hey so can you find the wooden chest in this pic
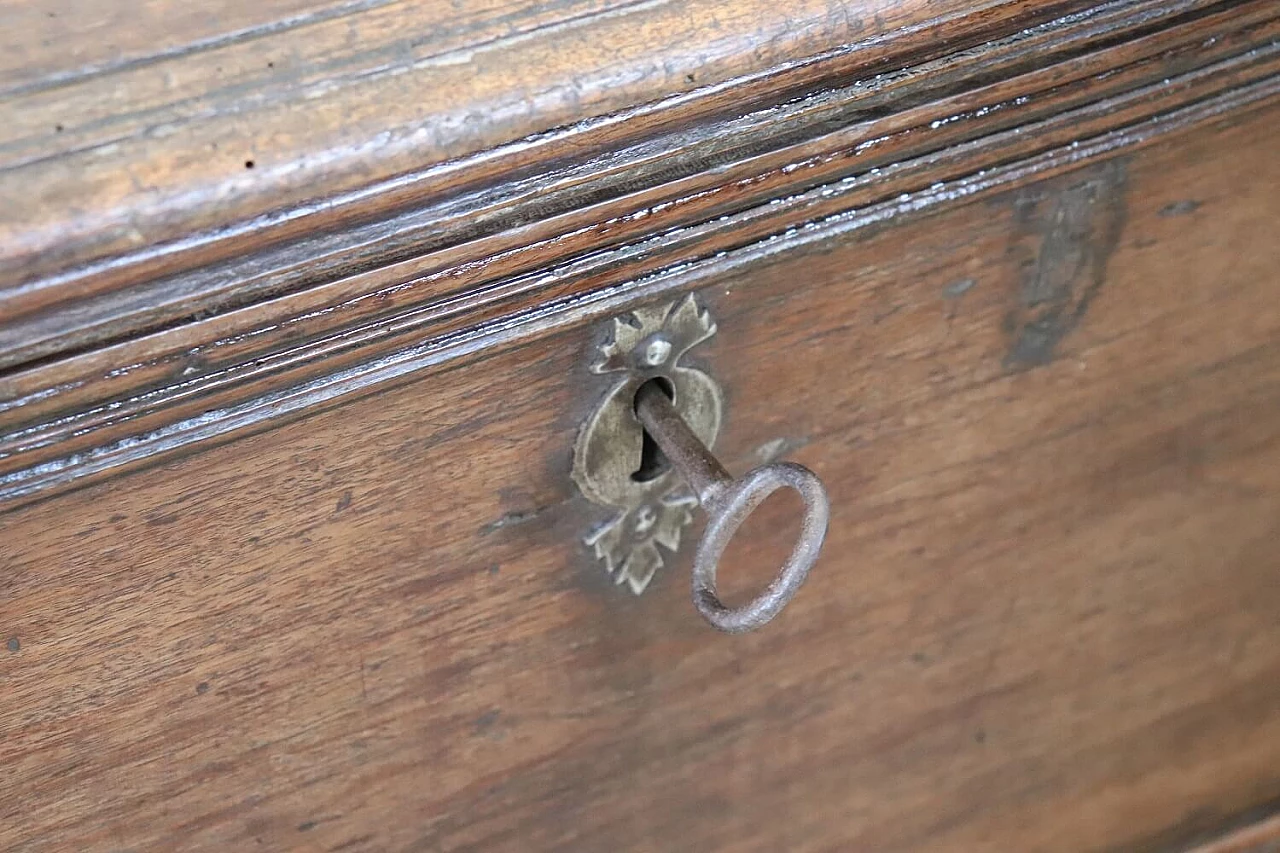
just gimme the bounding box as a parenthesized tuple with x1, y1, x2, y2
(2, 1, 1279, 850)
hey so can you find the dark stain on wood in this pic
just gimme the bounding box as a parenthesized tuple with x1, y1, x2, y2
(334, 489, 352, 513)
(479, 506, 551, 536)
(1003, 159, 1128, 370)
(1159, 199, 1203, 217)
(473, 709, 503, 739)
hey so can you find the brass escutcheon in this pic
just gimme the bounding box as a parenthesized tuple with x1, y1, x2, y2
(571, 295, 722, 595)
(572, 295, 829, 633)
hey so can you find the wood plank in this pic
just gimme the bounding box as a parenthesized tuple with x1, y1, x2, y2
(2, 98, 1277, 852)
(3, 13, 1276, 510)
(1, 0, 1092, 305)
(1, 1, 1266, 371)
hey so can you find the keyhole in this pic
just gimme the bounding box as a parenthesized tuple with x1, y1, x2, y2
(632, 378, 674, 483)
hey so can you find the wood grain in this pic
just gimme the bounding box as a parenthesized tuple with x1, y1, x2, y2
(1190, 815, 1280, 853)
(0, 0, 1267, 370)
(2, 99, 1278, 852)
(0, 0, 1096, 321)
(3, 1, 1277, 510)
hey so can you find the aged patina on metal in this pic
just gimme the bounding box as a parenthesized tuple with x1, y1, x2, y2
(573, 296, 829, 632)
(571, 295, 723, 595)
(633, 382, 829, 633)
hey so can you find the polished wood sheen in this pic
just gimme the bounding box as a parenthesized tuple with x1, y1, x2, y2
(0, 0, 1092, 362)
(3, 0, 1276, 507)
(4, 97, 1280, 850)
(2, 0, 1279, 850)
(1192, 815, 1280, 853)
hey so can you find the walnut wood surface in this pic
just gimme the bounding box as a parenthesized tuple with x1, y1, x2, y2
(0, 0, 1090, 336)
(2, 0, 1277, 511)
(4, 1, 1264, 372)
(2, 97, 1278, 851)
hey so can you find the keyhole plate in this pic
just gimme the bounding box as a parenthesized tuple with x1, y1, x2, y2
(571, 296, 724, 594)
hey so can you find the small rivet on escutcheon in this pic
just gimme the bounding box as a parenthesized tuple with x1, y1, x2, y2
(642, 336, 672, 367)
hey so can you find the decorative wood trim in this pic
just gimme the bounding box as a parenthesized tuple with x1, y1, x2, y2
(0, 0, 1251, 367)
(0, 1, 1276, 512)
(0, 0, 1097, 349)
